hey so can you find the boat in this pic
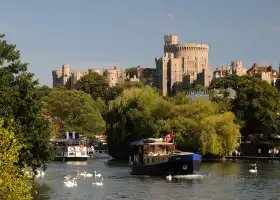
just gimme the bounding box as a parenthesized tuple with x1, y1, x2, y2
(51, 138, 89, 161)
(128, 138, 202, 176)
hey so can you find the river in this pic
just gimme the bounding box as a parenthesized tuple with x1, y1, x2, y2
(33, 159, 280, 200)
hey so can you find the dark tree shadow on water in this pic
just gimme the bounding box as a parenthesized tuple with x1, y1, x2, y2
(31, 182, 52, 200)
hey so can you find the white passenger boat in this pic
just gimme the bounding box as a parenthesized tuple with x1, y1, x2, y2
(51, 139, 89, 161)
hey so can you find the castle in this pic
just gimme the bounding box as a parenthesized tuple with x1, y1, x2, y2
(155, 34, 212, 96)
(52, 65, 142, 89)
(52, 34, 280, 94)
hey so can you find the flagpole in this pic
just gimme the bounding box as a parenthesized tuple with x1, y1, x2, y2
(170, 15, 172, 35)
(168, 13, 172, 35)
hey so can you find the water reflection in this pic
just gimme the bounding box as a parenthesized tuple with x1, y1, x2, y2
(31, 182, 52, 200)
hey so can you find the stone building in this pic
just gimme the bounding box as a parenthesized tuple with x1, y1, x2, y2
(52, 64, 88, 89)
(155, 34, 211, 96)
(103, 66, 126, 87)
(247, 63, 280, 86)
(213, 61, 247, 79)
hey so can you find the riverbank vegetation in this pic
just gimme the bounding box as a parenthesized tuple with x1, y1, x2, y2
(0, 33, 53, 199)
(211, 76, 280, 139)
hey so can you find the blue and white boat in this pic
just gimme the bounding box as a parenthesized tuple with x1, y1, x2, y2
(129, 138, 202, 176)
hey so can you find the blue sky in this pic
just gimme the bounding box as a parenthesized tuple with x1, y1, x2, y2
(1, 0, 280, 86)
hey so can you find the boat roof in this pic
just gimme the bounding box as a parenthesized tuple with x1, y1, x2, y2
(146, 142, 174, 146)
(130, 138, 174, 146)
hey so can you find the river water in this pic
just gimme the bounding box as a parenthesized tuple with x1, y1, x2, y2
(33, 159, 280, 200)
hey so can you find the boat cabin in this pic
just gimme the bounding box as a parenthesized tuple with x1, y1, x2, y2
(50, 139, 88, 158)
(130, 138, 176, 165)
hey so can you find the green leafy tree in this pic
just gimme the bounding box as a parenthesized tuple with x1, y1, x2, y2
(80, 72, 109, 100)
(0, 119, 32, 200)
(0, 33, 53, 171)
(211, 76, 280, 138)
(193, 84, 206, 90)
(105, 86, 124, 103)
(106, 86, 240, 160)
(42, 90, 105, 137)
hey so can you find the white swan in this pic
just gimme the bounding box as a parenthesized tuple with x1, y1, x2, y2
(166, 175, 172, 181)
(35, 170, 45, 178)
(79, 171, 87, 177)
(85, 172, 93, 178)
(40, 171, 45, 177)
(249, 167, 257, 173)
(64, 175, 71, 181)
(93, 178, 103, 186)
(64, 178, 77, 188)
(94, 171, 102, 177)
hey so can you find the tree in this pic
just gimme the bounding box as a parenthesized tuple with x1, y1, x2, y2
(80, 72, 109, 100)
(0, 119, 32, 200)
(106, 86, 168, 160)
(106, 86, 240, 160)
(211, 76, 280, 138)
(200, 112, 240, 155)
(0, 33, 53, 171)
(41, 90, 105, 137)
(105, 86, 124, 103)
(193, 84, 206, 91)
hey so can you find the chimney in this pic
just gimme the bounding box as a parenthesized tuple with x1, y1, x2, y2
(65, 132, 69, 140)
(72, 132, 76, 140)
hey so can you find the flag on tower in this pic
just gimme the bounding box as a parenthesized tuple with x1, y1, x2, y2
(168, 13, 172, 19)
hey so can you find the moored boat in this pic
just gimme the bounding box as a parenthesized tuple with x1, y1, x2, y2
(129, 137, 202, 176)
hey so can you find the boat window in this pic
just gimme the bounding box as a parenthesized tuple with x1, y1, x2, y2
(166, 145, 175, 153)
(144, 145, 148, 154)
(149, 145, 155, 153)
(157, 145, 166, 154)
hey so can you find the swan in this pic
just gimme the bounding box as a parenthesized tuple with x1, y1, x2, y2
(64, 178, 77, 188)
(72, 178, 77, 187)
(79, 171, 87, 177)
(85, 172, 93, 178)
(40, 171, 45, 177)
(93, 178, 103, 186)
(94, 171, 102, 177)
(64, 175, 71, 181)
(249, 167, 257, 173)
(166, 175, 172, 181)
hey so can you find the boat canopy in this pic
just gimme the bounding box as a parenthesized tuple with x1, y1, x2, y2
(130, 138, 164, 146)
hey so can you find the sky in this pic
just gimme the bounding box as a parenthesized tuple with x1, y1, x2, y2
(1, 0, 280, 86)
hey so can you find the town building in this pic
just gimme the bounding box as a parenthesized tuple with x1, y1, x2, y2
(155, 34, 212, 96)
(246, 63, 280, 86)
